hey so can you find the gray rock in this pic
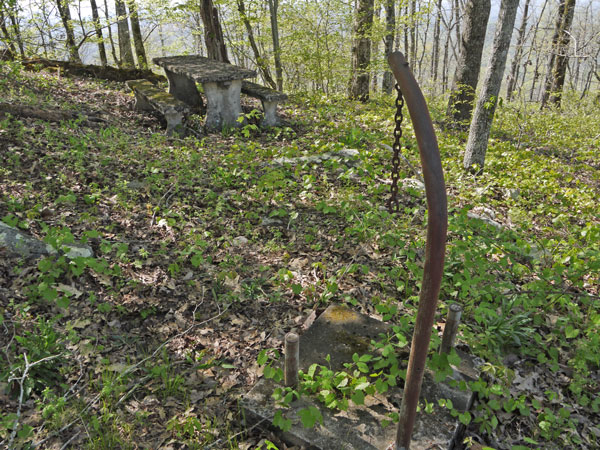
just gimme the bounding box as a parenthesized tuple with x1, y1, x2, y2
(402, 178, 425, 192)
(0, 221, 94, 259)
(232, 236, 249, 247)
(466, 212, 503, 230)
(505, 188, 520, 200)
(260, 217, 285, 227)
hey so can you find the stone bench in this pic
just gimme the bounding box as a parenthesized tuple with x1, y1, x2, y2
(126, 79, 189, 136)
(241, 81, 287, 127)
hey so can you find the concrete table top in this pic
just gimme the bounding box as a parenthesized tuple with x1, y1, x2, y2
(153, 55, 256, 83)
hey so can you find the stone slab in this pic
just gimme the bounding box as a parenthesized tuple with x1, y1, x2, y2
(242, 305, 480, 450)
(153, 55, 256, 83)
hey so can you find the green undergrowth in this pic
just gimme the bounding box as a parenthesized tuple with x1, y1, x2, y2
(0, 61, 598, 449)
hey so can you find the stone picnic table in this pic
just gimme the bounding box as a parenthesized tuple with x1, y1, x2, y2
(153, 55, 257, 130)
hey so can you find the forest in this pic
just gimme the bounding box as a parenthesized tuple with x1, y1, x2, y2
(0, 0, 599, 449)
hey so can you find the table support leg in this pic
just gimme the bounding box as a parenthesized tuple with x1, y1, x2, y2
(164, 68, 203, 109)
(204, 80, 243, 131)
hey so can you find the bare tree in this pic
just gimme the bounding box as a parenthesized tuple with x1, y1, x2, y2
(90, 0, 107, 66)
(55, 0, 81, 62)
(506, 0, 531, 101)
(128, 0, 147, 69)
(267, 0, 283, 91)
(446, 0, 491, 127)
(349, 0, 374, 102)
(382, 0, 396, 94)
(541, 0, 577, 108)
(115, 0, 134, 67)
(430, 0, 442, 83)
(237, 0, 276, 88)
(200, 0, 229, 62)
(463, 0, 519, 171)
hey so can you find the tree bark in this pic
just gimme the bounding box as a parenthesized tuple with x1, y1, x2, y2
(506, 0, 531, 101)
(0, 7, 17, 55)
(431, 0, 442, 83)
(115, 0, 134, 67)
(382, 0, 396, 94)
(371, 5, 381, 93)
(446, 0, 491, 127)
(55, 0, 81, 63)
(238, 0, 276, 89)
(463, 0, 519, 171)
(267, 0, 283, 91)
(104, 0, 119, 65)
(90, 0, 107, 66)
(541, 0, 576, 108)
(199, 0, 229, 63)
(128, 0, 147, 69)
(349, 0, 374, 102)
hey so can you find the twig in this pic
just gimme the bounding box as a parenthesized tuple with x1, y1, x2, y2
(380, 143, 424, 183)
(150, 182, 176, 227)
(6, 353, 63, 449)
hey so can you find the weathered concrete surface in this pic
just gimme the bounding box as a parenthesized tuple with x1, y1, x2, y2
(242, 305, 480, 450)
(0, 222, 93, 259)
(126, 79, 190, 136)
(153, 56, 257, 130)
(241, 81, 287, 127)
(203, 79, 243, 131)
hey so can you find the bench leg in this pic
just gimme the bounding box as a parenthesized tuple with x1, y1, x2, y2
(133, 91, 153, 112)
(261, 100, 281, 127)
(165, 68, 203, 109)
(203, 80, 243, 131)
(163, 108, 185, 137)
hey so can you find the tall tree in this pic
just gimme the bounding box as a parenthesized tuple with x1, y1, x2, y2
(463, 0, 519, 171)
(237, 0, 276, 88)
(348, 0, 374, 102)
(55, 0, 81, 62)
(267, 0, 283, 91)
(0, 4, 17, 55)
(115, 0, 134, 67)
(382, 0, 396, 94)
(128, 0, 147, 69)
(430, 0, 442, 83)
(200, 0, 229, 62)
(506, 0, 531, 101)
(90, 0, 107, 66)
(446, 0, 491, 128)
(541, 0, 576, 108)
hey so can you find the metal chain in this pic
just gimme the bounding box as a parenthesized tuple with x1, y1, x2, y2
(387, 83, 404, 214)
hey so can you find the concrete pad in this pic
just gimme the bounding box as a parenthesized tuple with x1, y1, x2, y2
(242, 305, 480, 450)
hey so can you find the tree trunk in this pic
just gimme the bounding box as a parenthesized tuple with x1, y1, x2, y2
(409, 0, 417, 63)
(382, 0, 396, 94)
(104, 0, 119, 65)
(90, 0, 107, 66)
(506, 0, 531, 101)
(446, 0, 491, 128)
(349, 0, 374, 102)
(238, 0, 276, 89)
(541, 0, 576, 108)
(55, 0, 81, 63)
(7, 8, 24, 57)
(267, 0, 283, 91)
(128, 0, 147, 69)
(371, 5, 381, 93)
(431, 0, 442, 83)
(0, 7, 17, 55)
(200, 0, 229, 63)
(527, 0, 550, 101)
(463, 0, 519, 171)
(115, 0, 134, 67)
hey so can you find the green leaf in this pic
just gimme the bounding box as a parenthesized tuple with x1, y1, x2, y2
(291, 284, 303, 295)
(351, 390, 365, 405)
(565, 325, 579, 339)
(56, 296, 70, 309)
(257, 349, 268, 366)
(273, 410, 291, 431)
(458, 411, 471, 425)
(298, 406, 322, 428)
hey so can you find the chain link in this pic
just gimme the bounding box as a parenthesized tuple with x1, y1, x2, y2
(387, 83, 404, 214)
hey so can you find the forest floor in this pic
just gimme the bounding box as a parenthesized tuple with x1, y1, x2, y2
(0, 62, 599, 450)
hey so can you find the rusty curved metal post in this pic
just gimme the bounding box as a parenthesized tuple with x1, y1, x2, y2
(387, 51, 448, 449)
